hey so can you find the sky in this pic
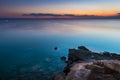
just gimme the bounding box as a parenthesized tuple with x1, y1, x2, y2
(0, 0, 120, 18)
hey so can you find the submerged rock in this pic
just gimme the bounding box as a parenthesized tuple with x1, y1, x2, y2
(44, 58, 51, 63)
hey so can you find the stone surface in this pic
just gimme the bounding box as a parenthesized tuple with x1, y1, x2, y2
(54, 60, 120, 80)
(54, 73, 65, 80)
(55, 46, 120, 80)
(68, 46, 120, 64)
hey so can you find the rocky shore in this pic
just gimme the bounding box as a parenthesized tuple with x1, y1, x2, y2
(54, 46, 120, 80)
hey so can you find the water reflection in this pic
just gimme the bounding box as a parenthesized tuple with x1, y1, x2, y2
(0, 20, 120, 36)
(0, 19, 120, 80)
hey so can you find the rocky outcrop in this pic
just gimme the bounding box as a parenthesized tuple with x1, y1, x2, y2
(68, 46, 120, 64)
(54, 60, 120, 80)
(54, 46, 120, 80)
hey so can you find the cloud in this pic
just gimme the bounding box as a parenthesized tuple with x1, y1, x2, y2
(22, 13, 105, 18)
(63, 14, 75, 16)
(22, 13, 76, 17)
(117, 13, 120, 15)
(23, 13, 61, 16)
(19, 13, 120, 19)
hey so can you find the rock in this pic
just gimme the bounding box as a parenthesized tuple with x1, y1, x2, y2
(87, 60, 120, 80)
(102, 51, 111, 57)
(54, 46, 120, 80)
(61, 56, 67, 62)
(98, 60, 120, 73)
(68, 49, 84, 63)
(58, 60, 120, 80)
(63, 66, 71, 75)
(54, 72, 65, 80)
(54, 47, 58, 50)
(85, 64, 105, 73)
(78, 46, 90, 52)
(66, 63, 91, 80)
(55, 60, 120, 80)
(68, 46, 120, 64)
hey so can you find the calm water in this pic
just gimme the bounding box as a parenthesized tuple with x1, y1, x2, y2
(0, 19, 120, 79)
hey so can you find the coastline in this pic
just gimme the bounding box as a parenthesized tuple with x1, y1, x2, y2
(54, 46, 120, 80)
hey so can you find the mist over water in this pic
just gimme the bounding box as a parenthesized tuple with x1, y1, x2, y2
(0, 19, 120, 79)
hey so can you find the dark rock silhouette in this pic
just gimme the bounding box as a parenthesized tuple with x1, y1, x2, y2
(61, 56, 67, 62)
(54, 47, 58, 50)
(68, 46, 120, 64)
(78, 46, 90, 51)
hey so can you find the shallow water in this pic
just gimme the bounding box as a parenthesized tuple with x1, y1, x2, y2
(0, 19, 120, 79)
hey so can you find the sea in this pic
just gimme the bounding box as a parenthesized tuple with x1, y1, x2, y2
(0, 19, 120, 80)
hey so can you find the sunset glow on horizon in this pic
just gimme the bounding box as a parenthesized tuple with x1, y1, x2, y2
(0, 0, 120, 18)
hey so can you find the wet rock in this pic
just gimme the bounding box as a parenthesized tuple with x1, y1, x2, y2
(78, 46, 91, 52)
(68, 49, 84, 63)
(54, 47, 58, 50)
(61, 56, 67, 62)
(102, 51, 111, 57)
(63, 66, 71, 75)
(54, 72, 65, 80)
(68, 46, 120, 64)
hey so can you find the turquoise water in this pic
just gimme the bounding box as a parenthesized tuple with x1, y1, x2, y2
(0, 19, 120, 79)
